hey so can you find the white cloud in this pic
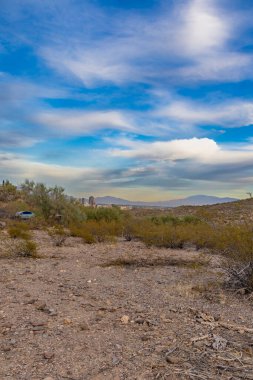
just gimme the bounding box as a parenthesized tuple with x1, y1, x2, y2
(33, 109, 134, 135)
(176, 0, 230, 55)
(0, 152, 93, 180)
(111, 137, 253, 166)
(174, 52, 253, 83)
(156, 99, 253, 127)
(38, 0, 252, 86)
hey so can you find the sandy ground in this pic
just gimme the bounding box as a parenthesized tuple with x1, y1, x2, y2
(0, 231, 253, 380)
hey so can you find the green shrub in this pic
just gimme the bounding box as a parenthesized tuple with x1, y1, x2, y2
(10, 239, 38, 258)
(84, 207, 123, 222)
(48, 226, 69, 246)
(8, 222, 31, 240)
(69, 219, 122, 243)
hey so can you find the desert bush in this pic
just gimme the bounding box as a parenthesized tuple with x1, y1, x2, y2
(150, 214, 201, 227)
(135, 221, 186, 248)
(151, 215, 180, 226)
(69, 219, 122, 243)
(8, 222, 31, 240)
(9, 239, 38, 258)
(122, 217, 139, 241)
(135, 216, 209, 249)
(212, 224, 253, 292)
(84, 206, 123, 222)
(20, 180, 87, 225)
(48, 226, 69, 246)
(187, 223, 215, 250)
(85, 220, 121, 242)
(0, 180, 18, 202)
(80, 229, 96, 244)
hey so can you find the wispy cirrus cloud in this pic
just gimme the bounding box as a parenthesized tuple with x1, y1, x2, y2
(38, 0, 252, 87)
(33, 109, 134, 135)
(156, 98, 253, 127)
(1, 0, 253, 199)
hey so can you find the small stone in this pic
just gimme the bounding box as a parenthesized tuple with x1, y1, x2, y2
(141, 335, 150, 341)
(112, 356, 120, 365)
(79, 321, 89, 331)
(31, 321, 47, 327)
(135, 317, 145, 325)
(32, 326, 45, 331)
(2, 344, 11, 352)
(212, 335, 227, 351)
(43, 377, 55, 380)
(120, 315, 130, 324)
(36, 302, 47, 311)
(26, 299, 36, 305)
(43, 351, 55, 360)
(166, 356, 181, 364)
(48, 308, 57, 316)
(63, 318, 72, 325)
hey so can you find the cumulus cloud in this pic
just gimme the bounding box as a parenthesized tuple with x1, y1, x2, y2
(111, 137, 253, 167)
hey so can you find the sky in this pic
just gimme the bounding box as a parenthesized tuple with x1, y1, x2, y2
(1, 0, 253, 200)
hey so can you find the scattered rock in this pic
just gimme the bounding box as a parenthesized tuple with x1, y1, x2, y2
(166, 355, 181, 364)
(196, 311, 215, 323)
(25, 298, 37, 305)
(43, 351, 55, 360)
(36, 303, 57, 316)
(135, 317, 145, 324)
(1, 344, 11, 352)
(31, 321, 47, 327)
(212, 335, 227, 351)
(141, 335, 150, 341)
(32, 326, 46, 331)
(47, 308, 58, 316)
(36, 302, 47, 311)
(63, 318, 72, 325)
(79, 321, 89, 331)
(120, 315, 130, 324)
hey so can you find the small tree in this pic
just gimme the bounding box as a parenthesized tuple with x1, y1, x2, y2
(0, 180, 18, 201)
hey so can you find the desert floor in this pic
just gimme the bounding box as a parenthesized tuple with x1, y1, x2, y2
(0, 232, 253, 380)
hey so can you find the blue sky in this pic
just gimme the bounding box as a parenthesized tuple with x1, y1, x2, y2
(1, 0, 253, 200)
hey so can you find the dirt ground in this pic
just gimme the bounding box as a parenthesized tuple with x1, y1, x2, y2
(0, 231, 253, 380)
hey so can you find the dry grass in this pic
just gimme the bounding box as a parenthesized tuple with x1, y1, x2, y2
(101, 256, 208, 269)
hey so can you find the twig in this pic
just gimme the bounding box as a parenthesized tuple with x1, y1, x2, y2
(190, 334, 210, 343)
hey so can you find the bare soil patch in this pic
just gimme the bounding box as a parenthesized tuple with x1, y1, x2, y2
(0, 232, 253, 380)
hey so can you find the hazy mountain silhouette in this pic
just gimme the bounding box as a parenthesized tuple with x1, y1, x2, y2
(95, 195, 238, 207)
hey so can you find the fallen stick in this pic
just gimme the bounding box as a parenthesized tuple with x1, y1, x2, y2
(190, 334, 210, 343)
(198, 320, 253, 333)
(218, 321, 253, 333)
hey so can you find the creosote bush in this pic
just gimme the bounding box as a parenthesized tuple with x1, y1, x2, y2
(69, 219, 122, 243)
(7, 239, 38, 258)
(16, 240, 38, 258)
(8, 222, 31, 240)
(48, 225, 69, 246)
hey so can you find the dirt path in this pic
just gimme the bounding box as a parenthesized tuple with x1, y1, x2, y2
(0, 232, 253, 379)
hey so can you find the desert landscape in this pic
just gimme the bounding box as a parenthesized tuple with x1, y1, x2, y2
(2, 1, 253, 379)
(1, 235, 253, 380)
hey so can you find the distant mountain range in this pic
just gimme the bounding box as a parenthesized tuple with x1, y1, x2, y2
(95, 195, 238, 207)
